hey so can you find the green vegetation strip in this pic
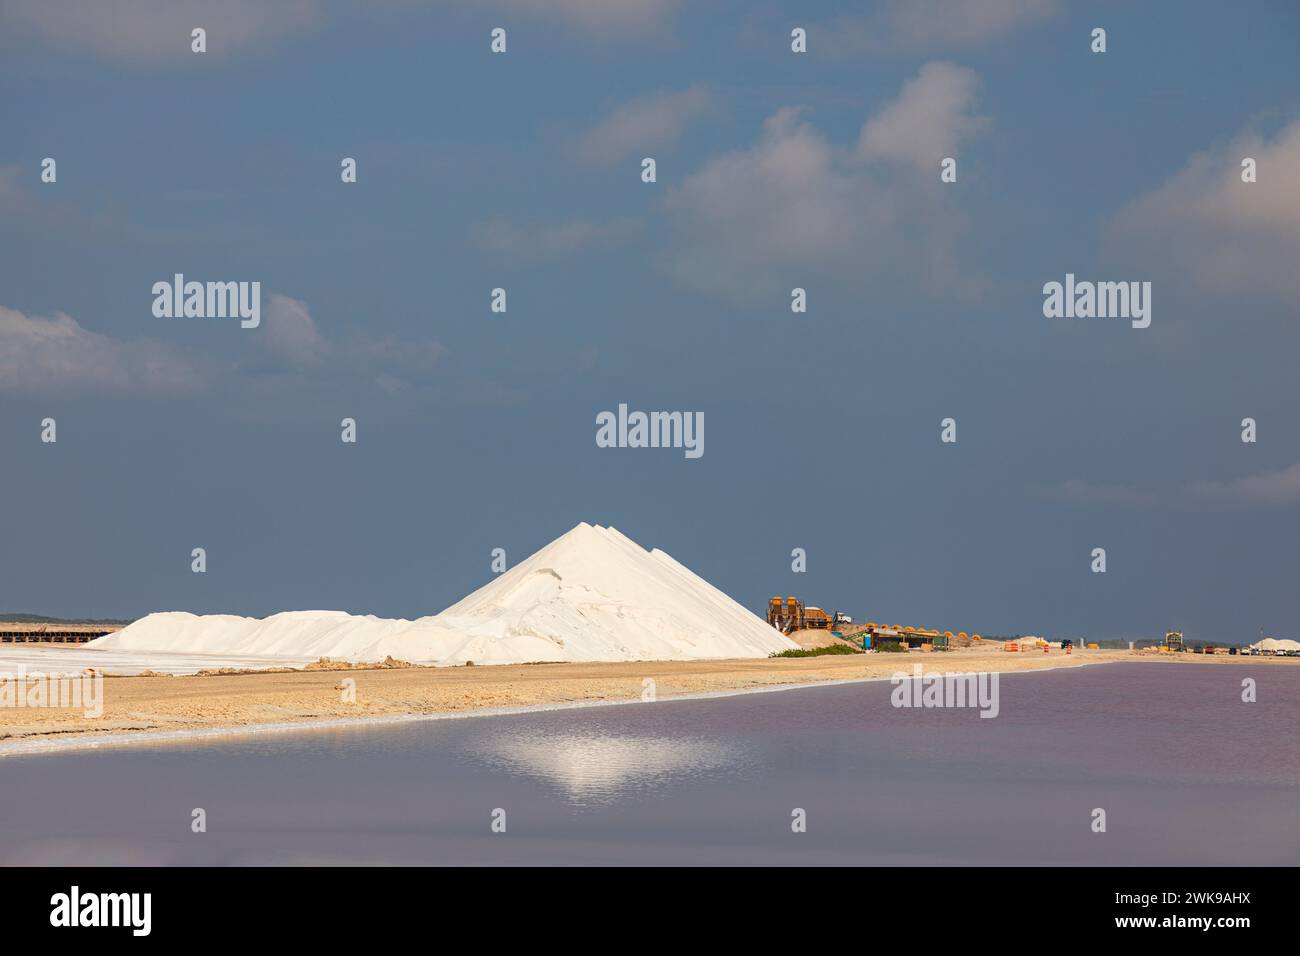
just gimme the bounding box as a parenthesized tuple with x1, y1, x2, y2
(769, 644, 863, 658)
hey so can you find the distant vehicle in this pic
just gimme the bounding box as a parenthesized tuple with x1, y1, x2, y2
(1061, 639, 1073, 650)
(833, 612, 853, 626)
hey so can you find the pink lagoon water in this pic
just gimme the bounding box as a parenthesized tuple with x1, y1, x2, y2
(1, 662, 1296, 865)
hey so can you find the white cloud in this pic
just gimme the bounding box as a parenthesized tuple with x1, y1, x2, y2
(1, 0, 680, 62)
(470, 216, 641, 262)
(255, 296, 446, 380)
(349, 335, 446, 373)
(375, 373, 410, 397)
(1186, 463, 1300, 506)
(577, 87, 715, 165)
(0, 296, 445, 398)
(260, 294, 328, 368)
(665, 107, 865, 294)
(1107, 119, 1300, 305)
(820, 0, 1058, 55)
(494, 0, 680, 38)
(0, 305, 205, 395)
(662, 65, 988, 306)
(1032, 479, 1158, 507)
(1036, 463, 1300, 508)
(856, 62, 986, 167)
(0, 0, 319, 63)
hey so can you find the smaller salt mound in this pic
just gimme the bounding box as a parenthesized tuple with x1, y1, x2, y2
(1250, 637, 1300, 652)
(96, 610, 419, 660)
(90, 523, 796, 665)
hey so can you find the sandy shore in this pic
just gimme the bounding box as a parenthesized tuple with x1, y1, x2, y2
(1, 648, 1292, 753)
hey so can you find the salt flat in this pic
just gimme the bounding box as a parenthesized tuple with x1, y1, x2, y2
(0, 645, 316, 677)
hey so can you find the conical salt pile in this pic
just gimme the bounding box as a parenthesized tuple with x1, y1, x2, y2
(90, 524, 796, 665)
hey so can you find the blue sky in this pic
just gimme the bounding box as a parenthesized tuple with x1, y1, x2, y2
(2, 0, 1299, 643)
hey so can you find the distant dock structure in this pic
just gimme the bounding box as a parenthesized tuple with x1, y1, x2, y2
(0, 621, 125, 644)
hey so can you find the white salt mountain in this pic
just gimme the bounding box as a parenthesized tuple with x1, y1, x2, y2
(90, 523, 796, 665)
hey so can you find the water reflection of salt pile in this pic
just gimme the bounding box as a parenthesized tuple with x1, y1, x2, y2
(466, 730, 748, 802)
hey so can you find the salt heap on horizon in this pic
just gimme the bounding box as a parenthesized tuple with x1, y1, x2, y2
(89, 523, 797, 665)
(1249, 637, 1300, 653)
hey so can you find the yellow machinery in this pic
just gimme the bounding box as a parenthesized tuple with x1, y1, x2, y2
(768, 596, 805, 633)
(804, 607, 833, 630)
(767, 597, 833, 632)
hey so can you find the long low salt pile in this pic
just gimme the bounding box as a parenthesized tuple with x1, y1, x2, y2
(1249, 637, 1300, 653)
(89, 523, 798, 665)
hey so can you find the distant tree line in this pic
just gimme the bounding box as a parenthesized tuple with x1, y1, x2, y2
(0, 612, 135, 625)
